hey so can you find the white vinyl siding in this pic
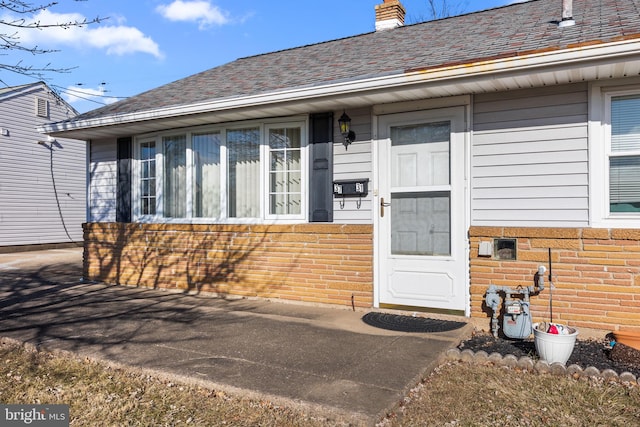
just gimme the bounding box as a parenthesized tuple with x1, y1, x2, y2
(332, 108, 373, 224)
(88, 139, 117, 222)
(472, 84, 589, 226)
(0, 84, 85, 246)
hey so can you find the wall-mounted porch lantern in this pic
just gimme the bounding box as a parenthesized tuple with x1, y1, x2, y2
(338, 110, 356, 149)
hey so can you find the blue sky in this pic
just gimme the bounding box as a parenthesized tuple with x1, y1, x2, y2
(2, 0, 512, 113)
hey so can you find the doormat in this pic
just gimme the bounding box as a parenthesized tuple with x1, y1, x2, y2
(362, 312, 466, 333)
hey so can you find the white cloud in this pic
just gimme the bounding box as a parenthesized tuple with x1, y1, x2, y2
(6, 10, 163, 59)
(156, 0, 229, 29)
(85, 26, 162, 58)
(63, 85, 119, 106)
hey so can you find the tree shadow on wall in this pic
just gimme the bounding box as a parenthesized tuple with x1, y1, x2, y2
(86, 223, 299, 299)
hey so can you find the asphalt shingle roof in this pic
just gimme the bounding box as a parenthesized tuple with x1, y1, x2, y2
(74, 0, 640, 121)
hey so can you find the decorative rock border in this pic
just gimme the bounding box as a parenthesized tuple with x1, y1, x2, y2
(445, 348, 638, 385)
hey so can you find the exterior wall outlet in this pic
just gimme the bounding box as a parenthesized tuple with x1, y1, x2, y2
(479, 241, 493, 257)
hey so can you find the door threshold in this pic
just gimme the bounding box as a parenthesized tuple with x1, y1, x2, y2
(379, 303, 465, 317)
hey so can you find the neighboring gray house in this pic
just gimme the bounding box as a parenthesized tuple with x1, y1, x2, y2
(0, 82, 85, 250)
(41, 0, 640, 333)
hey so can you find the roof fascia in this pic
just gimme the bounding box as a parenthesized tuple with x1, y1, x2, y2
(0, 82, 45, 102)
(40, 38, 640, 135)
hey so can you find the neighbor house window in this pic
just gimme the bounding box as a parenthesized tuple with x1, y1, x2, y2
(610, 95, 640, 213)
(140, 141, 156, 215)
(135, 120, 306, 222)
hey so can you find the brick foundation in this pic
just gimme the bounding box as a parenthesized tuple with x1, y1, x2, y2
(84, 223, 374, 308)
(470, 226, 640, 332)
(85, 223, 640, 331)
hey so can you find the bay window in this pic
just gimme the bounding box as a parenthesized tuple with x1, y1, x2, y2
(135, 120, 307, 222)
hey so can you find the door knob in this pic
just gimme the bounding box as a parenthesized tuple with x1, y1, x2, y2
(380, 197, 391, 217)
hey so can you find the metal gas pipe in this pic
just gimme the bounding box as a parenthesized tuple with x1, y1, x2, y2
(485, 266, 546, 339)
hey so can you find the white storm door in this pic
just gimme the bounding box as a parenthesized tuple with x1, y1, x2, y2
(377, 107, 467, 311)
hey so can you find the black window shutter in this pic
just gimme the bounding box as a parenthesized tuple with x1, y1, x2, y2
(309, 113, 333, 222)
(116, 137, 132, 223)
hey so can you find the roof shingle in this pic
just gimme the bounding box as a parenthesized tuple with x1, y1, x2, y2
(74, 0, 640, 121)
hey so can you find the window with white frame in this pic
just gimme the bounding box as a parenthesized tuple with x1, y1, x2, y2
(139, 141, 156, 216)
(163, 135, 187, 218)
(227, 127, 260, 218)
(192, 131, 221, 218)
(268, 126, 302, 215)
(135, 121, 306, 222)
(609, 94, 640, 213)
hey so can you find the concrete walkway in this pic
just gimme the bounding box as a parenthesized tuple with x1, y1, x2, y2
(0, 248, 472, 425)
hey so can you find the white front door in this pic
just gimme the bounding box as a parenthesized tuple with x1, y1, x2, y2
(376, 107, 467, 311)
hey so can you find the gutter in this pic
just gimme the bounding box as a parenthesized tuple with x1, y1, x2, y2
(39, 36, 640, 135)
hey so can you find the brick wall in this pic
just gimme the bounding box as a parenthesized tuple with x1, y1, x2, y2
(84, 223, 374, 308)
(470, 226, 640, 333)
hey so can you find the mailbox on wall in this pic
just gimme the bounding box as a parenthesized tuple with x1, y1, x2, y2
(333, 179, 368, 197)
(333, 179, 368, 209)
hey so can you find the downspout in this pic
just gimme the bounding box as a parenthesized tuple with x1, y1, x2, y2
(86, 139, 91, 225)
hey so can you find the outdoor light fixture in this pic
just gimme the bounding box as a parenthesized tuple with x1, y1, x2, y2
(338, 110, 356, 149)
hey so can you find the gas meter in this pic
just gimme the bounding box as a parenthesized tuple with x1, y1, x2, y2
(505, 300, 523, 316)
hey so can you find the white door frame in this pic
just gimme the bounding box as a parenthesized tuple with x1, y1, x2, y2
(372, 98, 471, 315)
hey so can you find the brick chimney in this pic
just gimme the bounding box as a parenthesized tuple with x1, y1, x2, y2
(375, 0, 406, 31)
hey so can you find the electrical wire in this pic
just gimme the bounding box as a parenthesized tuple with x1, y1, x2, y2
(50, 84, 128, 106)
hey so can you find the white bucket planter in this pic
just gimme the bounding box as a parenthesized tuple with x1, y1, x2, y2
(533, 323, 578, 365)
